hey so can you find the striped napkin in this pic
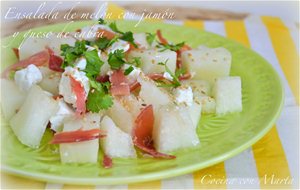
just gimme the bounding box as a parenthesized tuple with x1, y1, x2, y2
(1, 3, 299, 190)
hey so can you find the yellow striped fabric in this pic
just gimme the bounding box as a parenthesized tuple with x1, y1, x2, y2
(261, 16, 299, 105)
(1, 3, 298, 189)
(224, 19, 292, 189)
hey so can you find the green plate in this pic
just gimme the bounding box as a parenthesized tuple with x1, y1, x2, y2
(1, 20, 284, 185)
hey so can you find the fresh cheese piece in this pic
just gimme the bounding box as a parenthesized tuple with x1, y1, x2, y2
(49, 99, 74, 132)
(74, 57, 87, 70)
(59, 66, 90, 107)
(138, 75, 172, 110)
(60, 113, 101, 163)
(0, 79, 26, 120)
(163, 72, 173, 81)
(128, 50, 176, 74)
(213, 76, 242, 115)
(19, 34, 76, 60)
(107, 98, 135, 134)
(80, 24, 115, 41)
(10, 85, 58, 148)
(107, 39, 130, 54)
(173, 86, 193, 106)
(133, 33, 149, 49)
(181, 47, 231, 85)
(39, 67, 61, 95)
(100, 116, 136, 158)
(14, 64, 43, 92)
(153, 105, 200, 152)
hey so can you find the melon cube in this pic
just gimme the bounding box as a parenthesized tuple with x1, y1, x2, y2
(133, 33, 149, 49)
(138, 76, 172, 110)
(153, 105, 200, 152)
(185, 102, 202, 129)
(181, 47, 231, 85)
(213, 76, 242, 115)
(59, 113, 101, 163)
(128, 50, 176, 74)
(39, 67, 61, 95)
(181, 79, 211, 96)
(100, 116, 136, 158)
(9, 85, 58, 148)
(107, 98, 135, 134)
(19, 34, 75, 60)
(1, 79, 26, 120)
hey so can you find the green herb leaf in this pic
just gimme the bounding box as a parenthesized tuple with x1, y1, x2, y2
(120, 31, 138, 48)
(129, 57, 142, 67)
(109, 22, 124, 34)
(158, 59, 181, 88)
(86, 89, 113, 112)
(92, 37, 110, 50)
(146, 33, 156, 45)
(124, 65, 134, 75)
(84, 49, 104, 78)
(98, 18, 106, 25)
(108, 49, 126, 70)
(157, 41, 185, 52)
(60, 41, 87, 68)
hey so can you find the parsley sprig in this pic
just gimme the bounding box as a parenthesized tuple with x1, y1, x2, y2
(108, 21, 138, 48)
(157, 41, 185, 52)
(158, 60, 182, 88)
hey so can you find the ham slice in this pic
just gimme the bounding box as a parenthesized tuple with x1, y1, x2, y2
(50, 128, 105, 144)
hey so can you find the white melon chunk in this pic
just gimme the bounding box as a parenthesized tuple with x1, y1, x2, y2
(9, 85, 58, 148)
(181, 47, 231, 85)
(133, 33, 149, 49)
(107, 98, 135, 134)
(153, 105, 200, 152)
(100, 116, 136, 158)
(181, 79, 211, 96)
(0, 79, 26, 120)
(181, 102, 202, 129)
(138, 76, 172, 110)
(59, 113, 101, 163)
(213, 76, 242, 115)
(19, 34, 76, 60)
(128, 50, 176, 74)
(120, 95, 144, 118)
(38, 67, 61, 95)
(199, 95, 216, 114)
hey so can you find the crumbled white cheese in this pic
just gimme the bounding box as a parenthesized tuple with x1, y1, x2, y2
(123, 64, 142, 83)
(14, 64, 43, 92)
(80, 24, 115, 41)
(107, 39, 130, 54)
(173, 86, 194, 106)
(74, 57, 87, 70)
(163, 72, 173, 81)
(50, 99, 74, 132)
(59, 66, 90, 107)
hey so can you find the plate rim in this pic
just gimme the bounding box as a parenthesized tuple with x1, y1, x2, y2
(1, 20, 285, 185)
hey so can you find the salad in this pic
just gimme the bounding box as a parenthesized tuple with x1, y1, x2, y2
(1, 19, 242, 168)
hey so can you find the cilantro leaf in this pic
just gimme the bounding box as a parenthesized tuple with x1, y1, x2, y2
(158, 59, 181, 88)
(60, 40, 87, 68)
(98, 18, 106, 25)
(109, 22, 124, 34)
(86, 89, 113, 112)
(120, 31, 138, 48)
(84, 49, 104, 78)
(108, 49, 126, 70)
(124, 65, 134, 75)
(92, 38, 110, 50)
(157, 41, 185, 52)
(146, 33, 156, 45)
(128, 57, 142, 67)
